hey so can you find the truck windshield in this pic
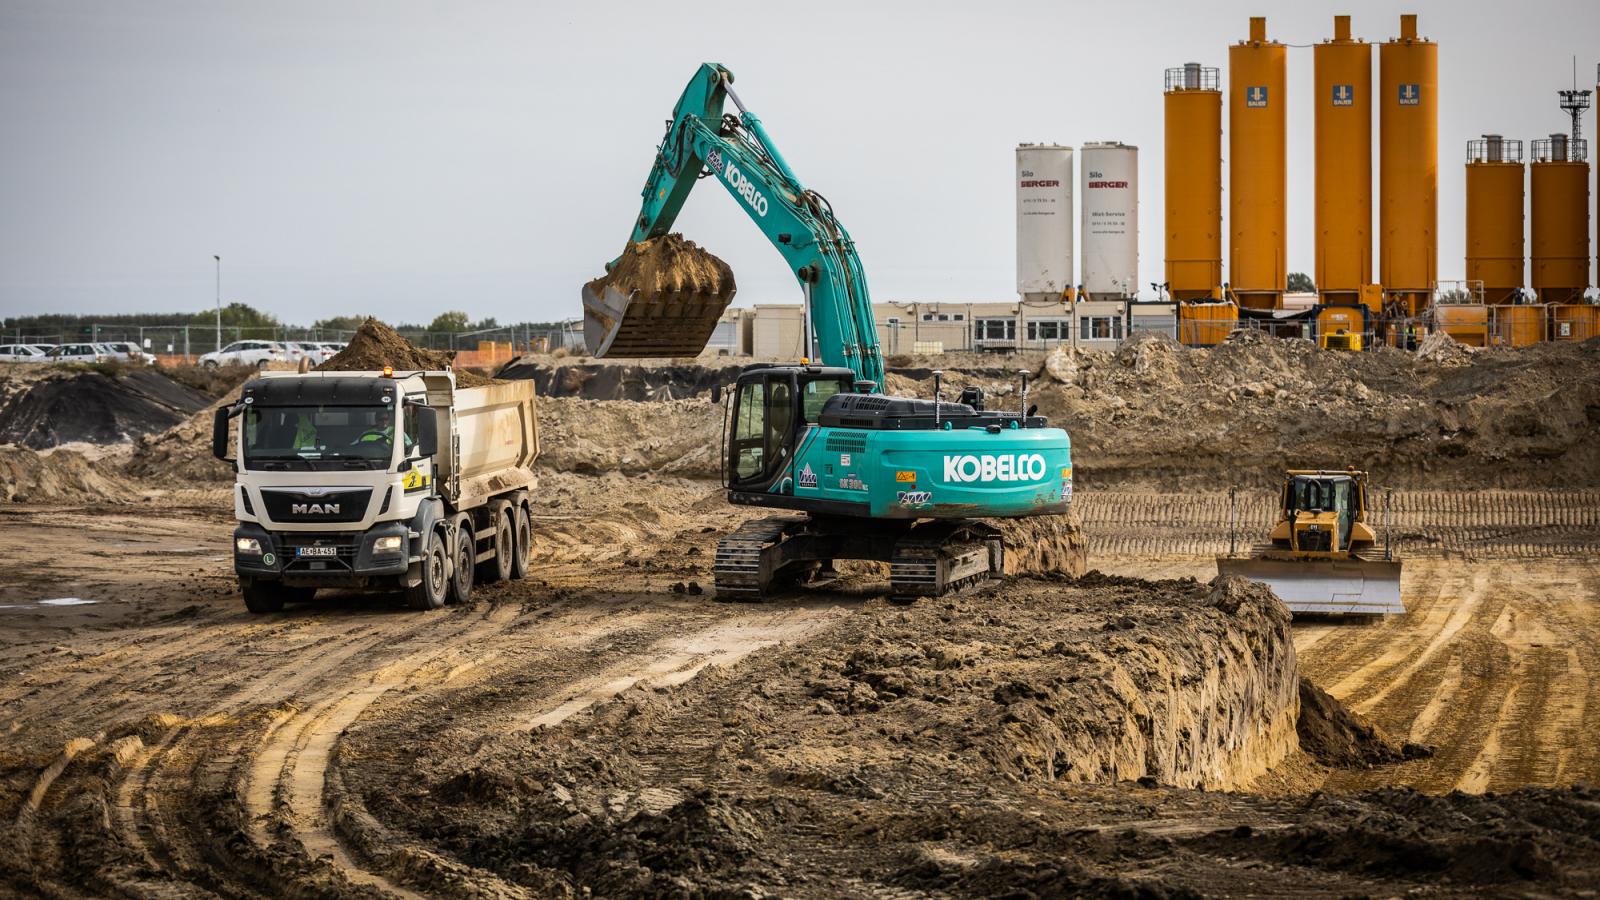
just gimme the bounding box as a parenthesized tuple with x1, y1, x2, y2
(243, 405, 412, 470)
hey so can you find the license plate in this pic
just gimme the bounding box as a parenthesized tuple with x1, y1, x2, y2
(295, 546, 338, 558)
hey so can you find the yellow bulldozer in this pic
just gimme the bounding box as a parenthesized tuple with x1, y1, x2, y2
(1217, 468, 1404, 615)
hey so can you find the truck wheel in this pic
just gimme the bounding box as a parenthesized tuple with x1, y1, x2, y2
(406, 530, 448, 610)
(479, 506, 514, 584)
(510, 504, 533, 580)
(448, 523, 475, 604)
(241, 581, 311, 614)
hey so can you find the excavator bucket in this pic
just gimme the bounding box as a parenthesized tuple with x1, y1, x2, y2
(1216, 556, 1404, 616)
(581, 282, 735, 358)
(581, 234, 738, 358)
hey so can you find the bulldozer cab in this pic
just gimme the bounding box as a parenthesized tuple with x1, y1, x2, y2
(1284, 474, 1359, 552)
(726, 367, 854, 491)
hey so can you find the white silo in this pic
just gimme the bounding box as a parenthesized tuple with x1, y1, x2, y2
(1016, 144, 1074, 300)
(1080, 141, 1139, 299)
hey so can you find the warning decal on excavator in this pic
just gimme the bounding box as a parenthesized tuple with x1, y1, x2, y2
(896, 471, 917, 483)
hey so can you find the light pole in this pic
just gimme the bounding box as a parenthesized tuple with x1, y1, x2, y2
(213, 255, 222, 353)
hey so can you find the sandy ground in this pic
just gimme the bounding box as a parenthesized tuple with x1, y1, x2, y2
(2, 483, 1597, 897)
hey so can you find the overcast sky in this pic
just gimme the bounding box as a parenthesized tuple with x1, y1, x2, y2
(2, 0, 1596, 325)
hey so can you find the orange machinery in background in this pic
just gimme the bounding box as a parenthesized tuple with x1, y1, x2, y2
(1379, 14, 1437, 319)
(1314, 15, 1374, 310)
(1530, 135, 1591, 305)
(1228, 17, 1286, 310)
(1465, 136, 1526, 305)
(1177, 301, 1239, 347)
(1164, 62, 1223, 301)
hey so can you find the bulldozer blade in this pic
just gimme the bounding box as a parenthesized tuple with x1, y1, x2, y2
(1216, 556, 1405, 616)
(581, 282, 736, 359)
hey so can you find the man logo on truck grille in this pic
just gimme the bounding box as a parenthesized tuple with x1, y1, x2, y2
(291, 502, 340, 515)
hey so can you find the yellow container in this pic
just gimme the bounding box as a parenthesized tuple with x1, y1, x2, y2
(1379, 15, 1437, 317)
(1433, 304, 1490, 346)
(1550, 304, 1600, 342)
(1228, 17, 1286, 309)
(1314, 16, 1373, 302)
(1493, 305, 1544, 346)
(1530, 157, 1591, 305)
(1164, 65, 1223, 301)
(1179, 301, 1238, 347)
(1465, 141, 1525, 304)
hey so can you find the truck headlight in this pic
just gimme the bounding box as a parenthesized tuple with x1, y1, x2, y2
(374, 535, 404, 553)
(236, 537, 262, 555)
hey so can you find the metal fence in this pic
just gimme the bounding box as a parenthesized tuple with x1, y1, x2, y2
(1, 322, 576, 364)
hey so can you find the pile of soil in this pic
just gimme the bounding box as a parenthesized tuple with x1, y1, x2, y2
(0, 445, 134, 503)
(1026, 331, 1600, 490)
(1297, 676, 1433, 767)
(535, 397, 724, 478)
(351, 573, 1305, 895)
(319, 318, 493, 387)
(588, 233, 735, 301)
(0, 365, 213, 448)
(123, 390, 238, 487)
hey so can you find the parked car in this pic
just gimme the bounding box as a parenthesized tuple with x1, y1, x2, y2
(197, 340, 286, 369)
(44, 343, 110, 363)
(97, 341, 158, 364)
(0, 344, 52, 362)
(283, 341, 337, 365)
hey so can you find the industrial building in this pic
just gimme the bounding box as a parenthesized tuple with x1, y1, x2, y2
(1160, 14, 1597, 350)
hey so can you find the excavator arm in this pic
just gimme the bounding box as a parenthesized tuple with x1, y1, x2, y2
(585, 63, 884, 388)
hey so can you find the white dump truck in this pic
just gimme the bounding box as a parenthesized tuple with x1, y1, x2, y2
(212, 369, 539, 612)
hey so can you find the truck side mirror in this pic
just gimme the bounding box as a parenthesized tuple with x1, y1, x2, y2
(211, 406, 232, 461)
(416, 407, 439, 458)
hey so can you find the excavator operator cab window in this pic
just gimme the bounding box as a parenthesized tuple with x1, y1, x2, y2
(730, 374, 797, 487)
(800, 376, 851, 423)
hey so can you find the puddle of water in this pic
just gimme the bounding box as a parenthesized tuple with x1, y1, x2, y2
(38, 598, 97, 606)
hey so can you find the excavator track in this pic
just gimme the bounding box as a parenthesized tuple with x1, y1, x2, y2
(889, 521, 1005, 602)
(713, 516, 805, 600)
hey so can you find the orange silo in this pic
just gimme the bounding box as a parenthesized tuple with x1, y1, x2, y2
(1314, 15, 1373, 307)
(1465, 136, 1525, 304)
(1164, 63, 1223, 300)
(1229, 16, 1286, 310)
(1379, 14, 1437, 318)
(1530, 134, 1591, 304)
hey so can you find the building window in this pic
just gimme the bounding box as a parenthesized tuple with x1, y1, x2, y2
(975, 318, 1016, 341)
(953, 314, 965, 321)
(1079, 316, 1124, 341)
(1027, 320, 1067, 341)
(886, 316, 900, 326)
(921, 313, 934, 321)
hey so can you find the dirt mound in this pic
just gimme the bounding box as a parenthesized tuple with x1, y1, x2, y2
(1415, 329, 1475, 366)
(1024, 332, 1600, 490)
(1297, 677, 1433, 767)
(318, 318, 493, 387)
(588, 233, 735, 300)
(349, 573, 1303, 894)
(123, 385, 242, 486)
(0, 365, 213, 448)
(0, 445, 135, 502)
(536, 396, 724, 478)
(994, 510, 1088, 577)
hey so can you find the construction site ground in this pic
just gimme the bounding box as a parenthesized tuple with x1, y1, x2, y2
(3, 335, 1600, 896)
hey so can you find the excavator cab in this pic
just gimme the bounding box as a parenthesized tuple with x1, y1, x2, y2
(725, 366, 853, 492)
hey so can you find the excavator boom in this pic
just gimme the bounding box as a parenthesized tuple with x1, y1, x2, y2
(584, 64, 882, 386)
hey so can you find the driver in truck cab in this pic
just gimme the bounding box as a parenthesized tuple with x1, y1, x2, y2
(355, 407, 414, 451)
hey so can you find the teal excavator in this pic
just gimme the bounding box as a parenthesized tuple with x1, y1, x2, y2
(584, 64, 1074, 599)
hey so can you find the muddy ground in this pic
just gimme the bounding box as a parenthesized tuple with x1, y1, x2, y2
(2, 338, 1600, 897)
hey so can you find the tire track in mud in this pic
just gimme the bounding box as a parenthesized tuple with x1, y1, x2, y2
(1296, 559, 1600, 794)
(1078, 490, 1600, 559)
(322, 597, 850, 897)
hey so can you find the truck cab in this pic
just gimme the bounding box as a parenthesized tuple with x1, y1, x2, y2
(215, 370, 539, 613)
